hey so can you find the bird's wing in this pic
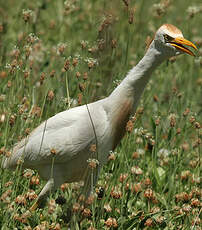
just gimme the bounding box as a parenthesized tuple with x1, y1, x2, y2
(8, 99, 110, 167)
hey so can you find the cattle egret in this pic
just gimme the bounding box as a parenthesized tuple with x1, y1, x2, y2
(2, 24, 197, 210)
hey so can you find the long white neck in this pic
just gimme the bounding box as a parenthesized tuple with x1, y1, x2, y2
(108, 41, 166, 113)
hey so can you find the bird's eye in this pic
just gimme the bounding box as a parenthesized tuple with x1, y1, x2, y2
(164, 34, 173, 43)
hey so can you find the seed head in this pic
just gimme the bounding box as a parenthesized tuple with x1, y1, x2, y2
(15, 195, 27, 206)
(22, 9, 33, 23)
(0, 71, 7, 79)
(47, 90, 55, 101)
(50, 70, 56, 78)
(76, 71, 81, 78)
(104, 203, 112, 212)
(77, 93, 83, 105)
(82, 208, 91, 217)
(87, 158, 99, 169)
(144, 188, 154, 200)
(50, 148, 57, 155)
(144, 218, 153, 227)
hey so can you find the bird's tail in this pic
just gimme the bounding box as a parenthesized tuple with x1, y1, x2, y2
(1, 140, 26, 170)
(1, 150, 23, 170)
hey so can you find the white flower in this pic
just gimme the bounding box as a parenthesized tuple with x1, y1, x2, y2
(157, 148, 170, 158)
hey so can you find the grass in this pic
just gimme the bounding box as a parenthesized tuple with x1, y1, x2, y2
(0, 0, 201, 229)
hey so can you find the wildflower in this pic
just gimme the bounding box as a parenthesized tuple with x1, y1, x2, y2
(153, 95, 159, 102)
(87, 158, 99, 169)
(191, 198, 200, 207)
(108, 151, 116, 160)
(63, 59, 70, 71)
(131, 166, 143, 175)
(72, 202, 80, 212)
(4, 181, 13, 187)
(15, 195, 27, 206)
(79, 83, 85, 92)
(50, 70, 56, 78)
(22, 9, 33, 23)
(0, 114, 6, 123)
(104, 203, 112, 212)
(132, 183, 142, 193)
(189, 159, 198, 168)
(176, 127, 181, 134)
(191, 175, 200, 184)
(0, 189, 12, 203)
(181, 142, 189, 151)
(83, 72, 88, 80)
(144, 178, 152, 186)
(47, 90, 55, 101)
(111, 39, 117, 48)
(180, 170, 191, 180)
(151, 206, 160, 213)
(126, 120, 134, 132)
(60, 183, 69, 191)
(119, 173, 128, 183)
(72, 58, 78, 67)
(105, 217, 118, 228)
(156, 215, 165, 224)
(189, 116, 195, 124)
(9, 114, 16, 126)
(183, 108, 190, 116)
(31, 106, 41, 117)
(192, 217, 201, 226)
(187, 5, 202, 18)
(0, 71, 7, 79)
(76, 71, 81, 78)
(23, 70, 30, 79)
(48, 199, 56, 214)
(25, 190, 37, 201)
(128, 9, 134, 24)
(144, 188, 154, 200)
(96, 186, 105, 199)
(137, 148, 145, 155)
(194, 122, 200, 129)
(77, 93, 83, 105)
(110, 186, 122, 199)
(85, 194, 95, 205)
(168, 113, 177, 127)
(82, 208, 91, 217)
(193, 138, 201, 148)
(144, 218, 153, 227)
(30, 175, 40, 185)
(23, 169, 34, 178)
(40, 72, 46, 85)
(132, 151, 139, 159)
(84, 57, 98, 69)
(50, 148, 57, 155)
(175, 192, 190, 202)
(155, 117, 160, 126)
(7, 80, 12, 88)
(57, 43, 67, 55)
(157, 148, 170, 158)
(81, 40, 88, 49)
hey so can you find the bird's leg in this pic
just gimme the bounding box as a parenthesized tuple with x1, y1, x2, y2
(83, 166, 100, 199)
(30, 178, 54, 211)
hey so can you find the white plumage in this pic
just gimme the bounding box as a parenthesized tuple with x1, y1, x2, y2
(2, 24, 197, 209)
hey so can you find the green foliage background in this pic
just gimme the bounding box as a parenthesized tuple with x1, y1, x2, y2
(0, 0, 201, 229)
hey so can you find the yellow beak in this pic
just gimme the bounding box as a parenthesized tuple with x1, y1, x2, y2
(170, 37, 197, 56)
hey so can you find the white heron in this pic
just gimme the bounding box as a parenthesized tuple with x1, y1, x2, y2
(2, 24, 197, 210)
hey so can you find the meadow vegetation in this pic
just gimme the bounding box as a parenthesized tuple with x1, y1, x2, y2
(0, 0, 201, 229)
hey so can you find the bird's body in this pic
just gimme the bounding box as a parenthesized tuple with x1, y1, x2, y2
(2, 24, 197, 209)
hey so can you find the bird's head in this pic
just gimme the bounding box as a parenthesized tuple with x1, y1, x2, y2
(153, 24, 197, 58)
